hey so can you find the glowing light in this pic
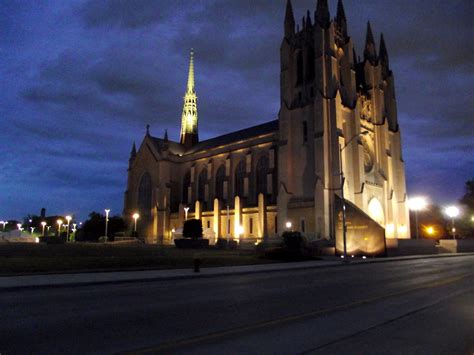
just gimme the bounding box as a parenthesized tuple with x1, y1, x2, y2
(66, 215, 72, 222)
(132, 213, 140, 232)
(285, 221, 292, 229)
(368, 198, 385, 225)
(132, 213, 140, 220)
(17, 223, 22, 230)
(362, 256, 367, 259)
(445, 206, 460, 218)
(386, 223, 395, 235)
(237, 225, 244, 236)
(426, 226, 435, 235)
(408, 197, 427, 211)
(171, 228, 176, 233)
(398, 225, 407, 235)
(35, 237, 40, 243)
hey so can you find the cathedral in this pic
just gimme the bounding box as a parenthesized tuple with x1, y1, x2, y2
(124, 0, 410, 253)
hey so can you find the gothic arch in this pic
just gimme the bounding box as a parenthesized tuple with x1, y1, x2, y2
(198, 168, 207, 202)
(137, 172, 152, 217)
(256, 155, 269, 196)
(182, 171, 191, 204)
(368, 197, 385, 226)
(235, 160, 246, 197)
(215, 165, 226, 201)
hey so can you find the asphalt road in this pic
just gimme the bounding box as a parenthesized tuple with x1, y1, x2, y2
(1, 255, 473, 354)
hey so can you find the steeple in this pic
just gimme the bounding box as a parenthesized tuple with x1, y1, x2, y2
(315, 0, 330, 29)
(306, 10, 312, 27)
(336, 0, 348, 42)
(284, 0, 295, 38)
(164, 129, 169, 142)
(180, 49, 199, 148)
(379, 33, 390, 77)
(364, 21, 377, 64)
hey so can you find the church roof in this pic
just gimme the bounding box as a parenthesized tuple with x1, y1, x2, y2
(148, 119, 278, 158)
(184, 119, 278, 155)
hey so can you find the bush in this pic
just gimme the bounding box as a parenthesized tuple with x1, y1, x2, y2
(182, 219, 203, 239)
(215, 238, 228, 249)
(282, 231, 305, 251)
(174, 238, 209, 249)
(228, 240, 239, 250)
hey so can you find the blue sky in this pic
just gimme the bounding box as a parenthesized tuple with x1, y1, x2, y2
(1, 0, 473, 221)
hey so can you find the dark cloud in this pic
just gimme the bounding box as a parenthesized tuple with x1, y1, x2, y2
(0, 0, 472, 220)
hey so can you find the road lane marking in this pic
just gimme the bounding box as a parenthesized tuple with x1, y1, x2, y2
(121, 273, 472, 354)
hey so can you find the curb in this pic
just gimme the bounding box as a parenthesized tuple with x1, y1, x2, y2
(1, 253, 473, 292)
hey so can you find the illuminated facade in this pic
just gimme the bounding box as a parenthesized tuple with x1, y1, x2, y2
(124, 0, 410, 245)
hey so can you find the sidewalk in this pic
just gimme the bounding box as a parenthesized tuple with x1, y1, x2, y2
(1, 253, 473, 291)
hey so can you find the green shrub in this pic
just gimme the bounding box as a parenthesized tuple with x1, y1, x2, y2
(182, 219, 203, 239)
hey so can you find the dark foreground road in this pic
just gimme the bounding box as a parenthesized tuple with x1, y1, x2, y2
(1, 255, 473, 354)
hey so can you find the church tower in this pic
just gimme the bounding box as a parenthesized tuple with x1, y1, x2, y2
(180, 49, 199, 148)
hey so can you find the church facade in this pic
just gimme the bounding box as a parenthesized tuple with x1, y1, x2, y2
(124, 0, 410, 249)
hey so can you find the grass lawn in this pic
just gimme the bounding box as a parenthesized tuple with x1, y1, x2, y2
(0, 243, 276, 275)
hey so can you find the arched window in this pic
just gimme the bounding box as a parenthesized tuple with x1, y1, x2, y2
(137, 172, 152, 216)
(182, 171, 191, 203)
(256, 155, 269, 195)
(235, 160, 246, 197)
(198, 168, 207, 201)
(215, 165, 226, 200)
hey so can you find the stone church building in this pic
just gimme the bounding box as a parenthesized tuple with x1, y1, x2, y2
(124, 0, 410, 250)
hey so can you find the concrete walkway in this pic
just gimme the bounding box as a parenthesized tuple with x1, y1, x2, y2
(1, 253, 473, 291)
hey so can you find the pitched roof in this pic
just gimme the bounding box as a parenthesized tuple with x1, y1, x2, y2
(184, 119, 278, 154)
(148, 119, 279, 157)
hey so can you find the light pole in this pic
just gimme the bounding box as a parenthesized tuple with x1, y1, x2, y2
(132, 213, 140, 233)
(0, 221, 7, 231)
(65, 216, 72, 242)
(30, 227, 35, 234)
(41, 221, 46, 236)
(57, 219, 63, 236)
(184, 207, 189, 221)
(408, 197, 427, 239)
(105, 209, 110, 241)
(339, 131, 368, 259)
(445, 206, 460, 240)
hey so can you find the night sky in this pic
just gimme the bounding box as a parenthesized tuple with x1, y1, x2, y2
(1, 0, 473, 221)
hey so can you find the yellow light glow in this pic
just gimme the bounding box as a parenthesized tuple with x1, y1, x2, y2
(285, 221, 292, 229)
(426, 226, 435, 235)
(386, 223, 395, 234)
(41, 221, 46, 227)
(398, 225, 407, 235)
(132, 213, 140, 220)
(368, 198, 385, 226)
(57, 219, 63, 226)
(65, 215, 72, 222)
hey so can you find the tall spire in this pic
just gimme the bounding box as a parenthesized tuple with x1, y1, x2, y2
(180, 49, 199, 148)
(315, 0, 330, 29)
(364, 21, 377, 64)
(336, 0, 348, 41)
(129, 142, 136, 169)
(284, 0, 295, 38)
(306, 10, 312, 27)
(379, 33, 390, 77)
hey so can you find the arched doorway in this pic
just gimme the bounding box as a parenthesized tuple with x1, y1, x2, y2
(368, 197, 385, 226)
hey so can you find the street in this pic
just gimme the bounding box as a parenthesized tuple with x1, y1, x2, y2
(1, 255, 473, 354)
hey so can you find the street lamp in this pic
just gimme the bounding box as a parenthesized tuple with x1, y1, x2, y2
(0, 221, 7, 231)
(132, 213, 140, 232)
(408, 196, 428, 239)
(339, 131, 369, 259)
(445, 206, 460, 240)
(57, 219, 63, 236)
(65, 215, 72, 242)
(184, 207, 190, 221)
(41, 221, 47, 236)
(285, 221, 292, 230)
(30, 227, 35, 234)
(104, 209, 110, 240)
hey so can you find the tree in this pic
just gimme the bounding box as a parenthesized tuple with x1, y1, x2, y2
(76, 212, 127, 242)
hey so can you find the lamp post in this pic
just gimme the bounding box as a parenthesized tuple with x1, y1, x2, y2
(0, 221, 7, 231)
(132, 213, 140, 233)
(30, 227, 35, 234)
(285, 221, 292, 231)
(65, 216, 72, 242)
(408, 197, 427, 239)
(445, 206, 460, 240)
(41, 221, 46, 236)
(184, 207, 189, 221)
(17, 223, 22, 231)
(104, 209, 110, 240)
(57, 219, 63, 236)
(339, 131, 369, 259)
